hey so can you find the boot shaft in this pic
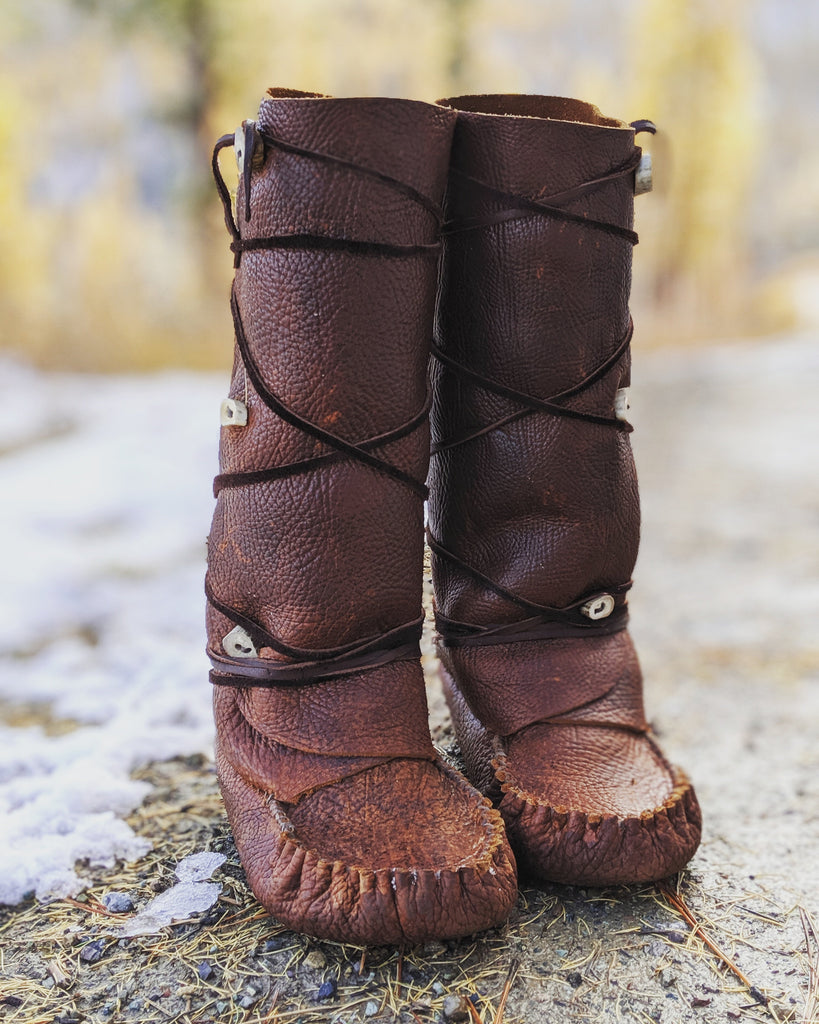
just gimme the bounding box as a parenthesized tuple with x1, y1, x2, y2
(207, 91, 456, 670)
(429, 95, 648, 629)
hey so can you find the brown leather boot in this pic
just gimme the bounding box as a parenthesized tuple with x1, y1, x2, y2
(205, 90, 516, 945)
(428, 95, 701, 886)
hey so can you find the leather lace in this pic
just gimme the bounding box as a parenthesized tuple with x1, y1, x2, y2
(207, 126, 439, 687)
(430, 122, 654, 647)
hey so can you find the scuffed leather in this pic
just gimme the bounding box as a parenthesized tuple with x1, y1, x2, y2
(430, 95, 701, 885)
(207, 90, 517, 943)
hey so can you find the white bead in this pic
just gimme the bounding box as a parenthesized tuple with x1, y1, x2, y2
(581, 594, 616, 620)
(233, 126, 246, 174)
(635, 152, 653, 195)
(220, 398, 247, 427)
(222, 625, 257, 659)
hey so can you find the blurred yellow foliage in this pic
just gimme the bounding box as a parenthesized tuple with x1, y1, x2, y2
(0, 0, 815, 370)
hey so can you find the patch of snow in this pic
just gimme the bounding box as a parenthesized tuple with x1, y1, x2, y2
(116, 881, 222, 938)
(0, 359, 225, 905)
(111, 851, 226, 937)
(174, 850, 226, 883)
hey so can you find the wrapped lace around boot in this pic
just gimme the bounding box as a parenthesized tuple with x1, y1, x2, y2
(428, 94, 702, 886)
(206, 89, 516, 944)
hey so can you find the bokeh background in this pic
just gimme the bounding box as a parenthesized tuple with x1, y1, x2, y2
(1, 6, 818, 1018)
(1, 0, 817, 372)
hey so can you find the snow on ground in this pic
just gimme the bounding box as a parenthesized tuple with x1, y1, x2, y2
(0, 332, 816, 907)
(0, 360, 224, 904)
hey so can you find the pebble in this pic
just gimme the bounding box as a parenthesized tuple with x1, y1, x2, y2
(442, 994, 470, 1021)
(237, 984, 263, 1009)
(659, 967, 677, 988)
(80, 939, 105, 963)
(197, 962, 214, 981)
(315, 979, 337, 1001)
(263, 936, 288, 952)
(304, 950, 327, 970)
(432, 982, 445, 997)
(364, 1000, 380, 1017)
(102, 891, 134, 914)
(566, 972, 583, 988)
(128, 1001, 142, 1011)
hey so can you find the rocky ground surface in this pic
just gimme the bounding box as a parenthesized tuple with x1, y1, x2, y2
(1, 333, 817, 1023)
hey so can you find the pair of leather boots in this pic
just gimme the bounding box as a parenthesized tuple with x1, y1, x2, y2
(206, 89, 701, 946)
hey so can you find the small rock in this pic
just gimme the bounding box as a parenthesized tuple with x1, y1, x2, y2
(263, 936, 288, 952)
(215, 1001, 227, 1014)
(691, 997, 711, 1008)
(315, 979, 337, 1001)
(128, 1001, 142, 1011)
(197, 961, 214, 981)
(659, 967, 676, 988)
(102, 892, 134, 914)
(442, 994, 470, 1021)
(1, 997, 23, 1008)
(304, 950, 327, 970)
(80, 939, 106, 963)
(364, 1000, 380, 1017)
(237, 984, 263, 1009)
(566, 972, 583, 988)
(432, 982, 446, 997)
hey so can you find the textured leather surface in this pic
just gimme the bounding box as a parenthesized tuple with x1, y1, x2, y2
(206, 90, 516, 943)
(430, 94, 701, 885)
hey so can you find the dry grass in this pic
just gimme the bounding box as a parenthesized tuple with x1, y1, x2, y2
(0, 754, 813, 1024)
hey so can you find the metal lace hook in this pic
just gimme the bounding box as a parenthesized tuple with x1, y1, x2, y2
(235, 120, 262, 224)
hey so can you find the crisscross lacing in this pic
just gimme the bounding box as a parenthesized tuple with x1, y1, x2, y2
(430, 122, 655, 647)
(207, 126, 439, 687)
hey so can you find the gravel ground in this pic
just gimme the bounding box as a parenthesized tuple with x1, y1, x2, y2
(1, 332, 817, 1023)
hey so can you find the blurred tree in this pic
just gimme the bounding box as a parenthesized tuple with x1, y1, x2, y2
(443, 0, 476, 95)
(627, 0, 762, 337)
(71, 0, 225, 285)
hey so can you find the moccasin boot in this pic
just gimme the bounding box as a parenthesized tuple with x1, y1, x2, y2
(428, 94, 701, 886)
(205, 90, 516, 945)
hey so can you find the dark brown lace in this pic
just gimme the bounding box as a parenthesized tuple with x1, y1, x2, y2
(207, 125, 438, 687)
(430, 122, 655, 647)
